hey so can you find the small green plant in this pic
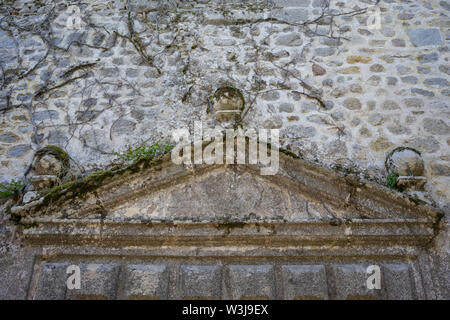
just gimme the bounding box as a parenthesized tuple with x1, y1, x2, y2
(114, 142, 174, 162)
(386, 172, 399, 190)
(0, 179, 25, 199)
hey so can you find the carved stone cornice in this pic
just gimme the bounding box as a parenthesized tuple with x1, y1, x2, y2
(15, 144, 442, 247)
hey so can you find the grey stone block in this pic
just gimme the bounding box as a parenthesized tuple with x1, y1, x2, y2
(423, 118, 449, 135)
(408, 29, 442, 46)
(314, 47, 335, 56)
(411, 88, 435, 97)
(181, 265, 222, 299)
(418, 52, 439, 64)
(330, 264, 381, 300)
(424, 78, 449, 87)
(7, 145, 31, 157)
(272, 8, 310, 24)
(35, 263, 68, 300)
(281, 265, 328, 299)
(279, 103, 295, 113)
(33, 110, 59, 121)
(275, 33, 303, 46)
(0, 133, 19, 143)
(401, 76, 418, 84)
(383, 264, 414, 300)
(110, 119, 137, 137)
(273, 0, 311, 7)
(65, 263, 120, 300)
(123, 264, 169, 299)
(129, 0, 162, 11)
(228, 265, 275, 299)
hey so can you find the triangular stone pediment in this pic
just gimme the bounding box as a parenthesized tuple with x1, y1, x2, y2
(15, 147, 439, 220)
(14, 142, 441, 246)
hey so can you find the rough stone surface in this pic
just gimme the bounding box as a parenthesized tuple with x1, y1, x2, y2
(343, 98, 361, 110)
(213, 87, 245, 123)
(423, 118, 449, 135)
(32, 154, 64, 177)
(0, 0, 447, 207)
(312, 64, 326, 76)
(0, 0, 449, 300)
(22, 191, 38, 204)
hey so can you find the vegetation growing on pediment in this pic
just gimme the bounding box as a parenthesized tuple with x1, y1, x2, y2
(386, 172, 400, 191)
(0, 179, 25, 200)
(114, 143, 174, 162)
(22, 142, 174, 214)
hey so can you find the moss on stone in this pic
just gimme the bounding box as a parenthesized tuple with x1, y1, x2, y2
(408, 195, 427, 206)
(279, 148, 300, 159)
(10, 211, 21, 225)
(332, 163, 363, 177)
(215, 221, 246, 233)
(23, 222, 38, 229)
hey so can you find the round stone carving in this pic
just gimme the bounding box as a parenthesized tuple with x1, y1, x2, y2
(212, 86, 245, 123)
(385, 147, 424, 176)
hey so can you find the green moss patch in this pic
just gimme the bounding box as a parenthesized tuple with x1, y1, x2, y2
(386, 172, 400, 190)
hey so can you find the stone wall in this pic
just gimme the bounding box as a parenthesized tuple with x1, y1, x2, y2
(0, 0, 448, 206)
